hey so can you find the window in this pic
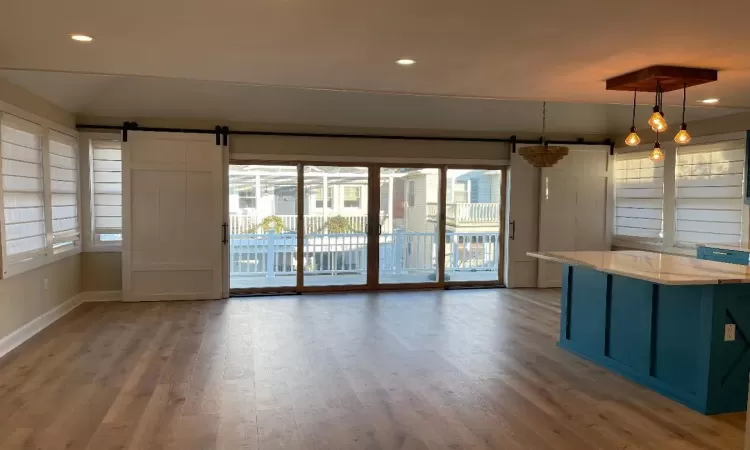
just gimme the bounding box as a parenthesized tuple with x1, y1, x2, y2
(315, 186, 333, 208)
(1, 115, 47, 272)
(49, 131, 80, 251)
(407, 180, 415, 206)
(454, 180, 469, 203)
(238, 187, 256, 209)
(91, 139, 122, 244)
(675, 140, 745, 246)
(343, 186, 361, 208)
(614, 152, 664, 242)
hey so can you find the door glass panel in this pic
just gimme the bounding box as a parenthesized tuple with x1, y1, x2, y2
(229, 164, 298, 289)
(379, 168, 440, 284)
(445, 169, 503, 282)
(303, 166, 368, 286)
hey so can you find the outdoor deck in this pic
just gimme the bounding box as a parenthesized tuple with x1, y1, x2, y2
(231, 270, 500, 289)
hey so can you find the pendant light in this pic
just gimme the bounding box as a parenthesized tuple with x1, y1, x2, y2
(517, 102, 569, 168)
(649, 131, 664, 162)
(625, 90, 641, 146)
(674, 83, 692, 144)
(648, 81, 668, 132)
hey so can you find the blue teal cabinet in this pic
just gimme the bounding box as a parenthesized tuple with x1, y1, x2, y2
(560, 264, 750, 414)
(697, 246, 750, 265)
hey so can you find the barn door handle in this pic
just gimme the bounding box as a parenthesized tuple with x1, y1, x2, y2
(222, 223, 228, 244)
(509, 220, 516, 240)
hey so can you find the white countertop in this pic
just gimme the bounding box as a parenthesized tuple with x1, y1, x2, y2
(528, 250, 750, 285)
(698, 244, 750, 253)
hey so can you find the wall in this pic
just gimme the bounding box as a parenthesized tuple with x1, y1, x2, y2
(0, 77, 82, 343)
(81, 252, 121, 291)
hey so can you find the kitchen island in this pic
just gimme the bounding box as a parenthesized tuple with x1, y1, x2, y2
(528, 250, 750, 414)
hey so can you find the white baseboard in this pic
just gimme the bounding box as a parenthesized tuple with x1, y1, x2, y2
(0, 290, 122, 361)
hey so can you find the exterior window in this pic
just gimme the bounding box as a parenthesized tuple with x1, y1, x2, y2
(49, 131, 80, 251)
(454, 181, 469, 203)
(91, 139, 122, 244)
(315, 186, 333, 208)
(613, 152, 664, 242)
(343, 186, 361, 208)
(238, 187, 256, 209)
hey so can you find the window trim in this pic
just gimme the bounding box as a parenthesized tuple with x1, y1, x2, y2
(613, 132, 748, 255)
(0, 111, 80, 279)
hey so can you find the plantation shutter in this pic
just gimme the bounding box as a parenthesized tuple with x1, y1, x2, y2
(91, 139, 122, 243)
(49, 130, 80, 249)
(675, 139, 745, 246)
(0, 114, 47, 266)
(614, 151, 664, 241)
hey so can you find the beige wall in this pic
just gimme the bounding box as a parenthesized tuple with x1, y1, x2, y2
(81, 252, 122, 292)
(0, 254, 81, 341)
(0, 77, 81, 343)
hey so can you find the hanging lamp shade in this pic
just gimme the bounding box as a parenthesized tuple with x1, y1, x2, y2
(520, 102, 569, 168)
(518, 145, 569, 168)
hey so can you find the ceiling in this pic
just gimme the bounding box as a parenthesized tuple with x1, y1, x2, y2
(1, 0, 748, 133)
(0, 70, 739, 136)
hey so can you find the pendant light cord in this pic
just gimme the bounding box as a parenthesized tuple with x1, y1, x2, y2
(631, 90, 637, 127)
(541, 101, 546, 144)
(682, 83, 687, 124)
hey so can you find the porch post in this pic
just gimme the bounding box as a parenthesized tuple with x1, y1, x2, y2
(255, 174, 262, 225)
(394, 228, 404, 274)
(266, 230, 276, 279)
(387, 175, 394, 233)
(322, 174, 328, 229)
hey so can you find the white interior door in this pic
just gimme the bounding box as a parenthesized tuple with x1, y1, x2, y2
(506, 147, 541, 288)
(123, 132, 224, 301)
(537, 146, 611, 288)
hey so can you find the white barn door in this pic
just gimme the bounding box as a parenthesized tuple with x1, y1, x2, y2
(537, 146, 612, 288)
(123, 132, 223, 302)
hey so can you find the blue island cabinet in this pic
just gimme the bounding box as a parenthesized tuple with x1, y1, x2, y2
(559, 264, 750, 414)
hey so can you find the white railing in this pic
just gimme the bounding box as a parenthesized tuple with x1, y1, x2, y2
(230, 214, 368, 234)
(230, 230, 500, 277)
(425, 203, 500, 224)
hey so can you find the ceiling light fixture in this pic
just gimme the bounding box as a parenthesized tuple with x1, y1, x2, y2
(607, 65, 718, 157)
(396, 59, 415, 66)
(70, 34, 93, 42)
(648, 81, 668, 132)
(650, 133, 664, 162)
(518, 102, 569, 168)
(674, 84, 692, 145)
(625, 90, 641, 146)
(699, 98, 719, 104)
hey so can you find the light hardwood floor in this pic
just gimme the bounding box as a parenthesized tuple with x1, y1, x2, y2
(0, 289, 745, 449)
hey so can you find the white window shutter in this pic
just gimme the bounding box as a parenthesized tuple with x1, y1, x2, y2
(91, 139, 122, 243)
(49, 130, 80, 250)
(675, 140, 745, 246)
(613, 151, 664, 242)
(1, 114, 47, 267)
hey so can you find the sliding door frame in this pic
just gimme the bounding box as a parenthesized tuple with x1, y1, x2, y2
(227, 159, 507, 296)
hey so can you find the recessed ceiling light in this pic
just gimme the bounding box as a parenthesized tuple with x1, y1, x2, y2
(70, 34, 93, 42)
(698, 98, 719, 104)
(396, 59, 416, 66)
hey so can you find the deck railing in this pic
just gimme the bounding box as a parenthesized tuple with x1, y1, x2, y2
(230, 214, 368, 234)
(425, 203, 500, 224)
(230, 230, 500, 277)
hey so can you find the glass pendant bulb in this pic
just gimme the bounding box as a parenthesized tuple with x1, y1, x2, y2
(674, 123, 691, 144)
(625, 127, 641, 146)
(647, 106, 663, 129)
(649, 141, 664, 162)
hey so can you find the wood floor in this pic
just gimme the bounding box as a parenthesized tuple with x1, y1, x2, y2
(0, 289, 745, 449)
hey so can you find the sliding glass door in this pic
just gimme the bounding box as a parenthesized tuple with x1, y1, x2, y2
(378, 167, 441, 285)
(302, 165, 369, 288)
(228, 163, 505, 294)
(229, 164, 299, 290)
(444, 168, 504, 284)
